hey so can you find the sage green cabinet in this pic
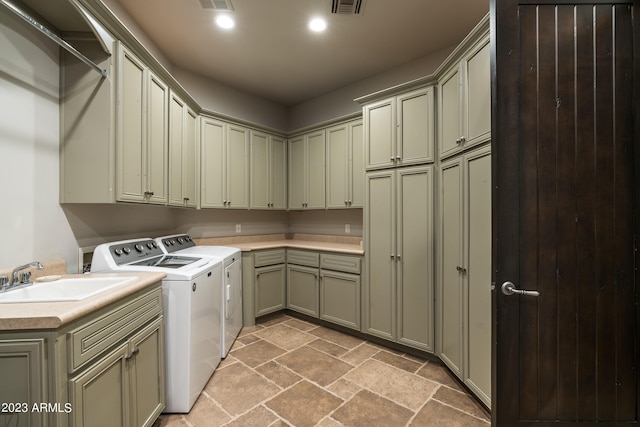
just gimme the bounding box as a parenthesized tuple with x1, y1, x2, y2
(116, 43, 169, 205)
(0, 338, 47, 427)
(363, 87, 435, 171)
(288, 130, 326, 209)
(200, 117, 250, 209)
(251, 131, 287, 210)
(326, 120, 364, 209)
(438, 144, 491, 408)
(438, 36, 490, 159)
(168, 91, 198, 208)
(0, 283, 164, 427)
(286, 250, 320, 317)
(364, 165, 434, 352)
(253, 249, 287, 317)
(319, 253, 362, 331)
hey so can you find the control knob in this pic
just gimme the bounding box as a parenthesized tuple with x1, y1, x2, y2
(122, 247, 131, 254)
(147, 242, 154, 249)
(114, 248, 123, 256)
(178, 237, 184, 244)
(134, 244, 144, 252)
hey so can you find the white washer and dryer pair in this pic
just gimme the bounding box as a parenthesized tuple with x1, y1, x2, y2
(155, 234, 242, 358)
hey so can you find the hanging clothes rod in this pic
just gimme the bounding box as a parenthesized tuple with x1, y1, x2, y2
(0, 0, 107, 78)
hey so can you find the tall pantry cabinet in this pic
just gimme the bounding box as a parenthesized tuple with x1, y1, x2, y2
(362, 84, 436, 352)
(436, 18, 491, 408)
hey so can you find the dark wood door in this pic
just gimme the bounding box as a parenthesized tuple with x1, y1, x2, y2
(492, 0, 639, 425)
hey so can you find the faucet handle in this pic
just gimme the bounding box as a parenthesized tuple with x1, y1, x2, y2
(20, 271, 32, 284)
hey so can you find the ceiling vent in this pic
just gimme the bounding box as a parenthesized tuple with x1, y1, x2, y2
(331, 0, 365, 15)
(198, 0, 234, 11)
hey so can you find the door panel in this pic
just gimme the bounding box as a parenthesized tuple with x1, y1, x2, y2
(493, 1, 638, 425)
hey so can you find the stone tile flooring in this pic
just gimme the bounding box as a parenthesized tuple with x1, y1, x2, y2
(154, 313, 490, 427)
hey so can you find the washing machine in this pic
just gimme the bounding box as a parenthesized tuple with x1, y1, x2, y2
(156, 234, 242, 358)
(91, 238, 222, 413)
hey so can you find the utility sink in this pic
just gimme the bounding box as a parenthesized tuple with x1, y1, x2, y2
(0, 276, 138, 303)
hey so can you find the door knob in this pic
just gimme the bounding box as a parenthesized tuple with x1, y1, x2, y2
(501, 281, 539, 297)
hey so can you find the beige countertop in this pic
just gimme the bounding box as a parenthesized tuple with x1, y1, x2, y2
(195, 233, 364, 255)
(0, 272, 166, 331)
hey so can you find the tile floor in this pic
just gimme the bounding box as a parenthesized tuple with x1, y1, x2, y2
(154, 313, 490, 427)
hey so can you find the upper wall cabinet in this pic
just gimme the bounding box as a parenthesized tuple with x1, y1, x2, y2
(251, 131, 286, 210)
(168, 90, 198, 208)
(363, 86, 435, 171)
(200, 117, 250, 209)
(116, 44, 169, 205)
(288, 130, 326, 210)
(438, 35, 491, 159)
(326, 119, 364, 209)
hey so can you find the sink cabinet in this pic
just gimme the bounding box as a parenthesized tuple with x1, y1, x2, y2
(0, 283, 165, 427)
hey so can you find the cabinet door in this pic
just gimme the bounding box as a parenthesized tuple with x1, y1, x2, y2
(463, 146, 492, 406)
(146, 72, 169, 204)
(250, 131, 269, 209)
(350, 120, 364, 208)
(364, 170, 396, 340)
(438, 157, 464, 377)
(255, 264, 286, 316)
(320, 270, 361, 330)
(287, 264, 319, 317)
(364, 97, 395, 170)
(288, 136, 306, 209)
(439, 66, 462, 159)
(117, 47, 145, 203)
(183, 108, 198, 208)
(326, 124, 349, 209)
(306, 130, 326, 209)
(226, 125, 249, 209)
(0, 339, 46, 427)
(69, 343, 129, 427)
(463, 38, 491, 148)
(397, 165, 434, 352)
(397, 87, 434, 165)
(129, 318, 165, 427)
(270, 136, 287, 209)
(168, 93, 185, 206)
(200, 117, 225, 208)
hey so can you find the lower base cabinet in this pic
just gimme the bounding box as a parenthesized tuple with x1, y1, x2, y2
(251, 249, 287, 318)
(0, 283, 165, 427)
(319, 269, 361, 330)
(287, 264, 319, 317)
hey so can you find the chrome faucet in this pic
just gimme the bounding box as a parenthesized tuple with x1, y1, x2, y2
(10, 261, 44, 287)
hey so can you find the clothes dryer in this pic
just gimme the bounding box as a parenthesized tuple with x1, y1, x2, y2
(156, 234, 242, 357)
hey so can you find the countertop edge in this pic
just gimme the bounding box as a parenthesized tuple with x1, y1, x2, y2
(229, 240, 364, 255)
(0, 272, 166, 331)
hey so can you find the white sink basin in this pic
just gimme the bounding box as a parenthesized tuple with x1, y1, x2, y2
(0, 276, 138, 303)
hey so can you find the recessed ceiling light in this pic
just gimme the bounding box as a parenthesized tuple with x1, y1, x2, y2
(215, 14, 235, 29)
(308, 17, 327, 32)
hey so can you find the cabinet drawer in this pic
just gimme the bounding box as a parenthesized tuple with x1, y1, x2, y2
(287, 249, 320, 267)
(254, 249, 286, 267)
(320, 253, 361, 274)
(67, 286, 162, 373)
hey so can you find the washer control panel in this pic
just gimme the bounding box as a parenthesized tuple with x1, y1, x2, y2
(109, 239, 163, 265)
(160, 234, 197, 253)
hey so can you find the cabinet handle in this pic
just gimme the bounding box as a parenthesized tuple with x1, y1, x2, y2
(460, 136, 466, 143)
(396, 156, 401, 161)
(397, 254, 402, 261)
(144, 191, 154, 196)
(390, 254, 396, 259)
(456, 266, 467, 273)
(390, 157, 395, 161)
(126, 348, 140, 360)
(184, 197, 189, 202)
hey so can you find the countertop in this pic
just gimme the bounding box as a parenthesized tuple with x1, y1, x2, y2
(194, 233, 364, 255)
(0, 272, 166, 331)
